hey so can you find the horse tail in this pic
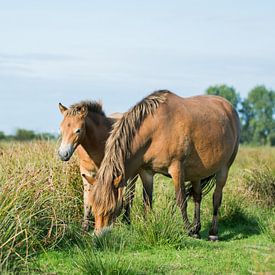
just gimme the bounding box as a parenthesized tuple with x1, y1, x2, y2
(185, 174, 216, 199)
(200, 174, 216, 196)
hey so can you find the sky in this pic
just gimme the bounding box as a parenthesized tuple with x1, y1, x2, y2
(0, 0, 275, 134)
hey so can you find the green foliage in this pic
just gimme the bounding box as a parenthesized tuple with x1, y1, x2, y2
(240, 85, 275, 145)
(0, 131, 5, 140)
(269, 132, 275, 146)
(205, 84, 241, 109)
(0, 129, 56, 141)
(74, 239, 131, 275)
(206, 84, 275, 145)
(130, 201, 186, 248)
(15, 128, 36, 140)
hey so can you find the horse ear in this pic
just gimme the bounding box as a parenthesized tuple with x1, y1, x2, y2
(59, 103, 68, 115)
(113, 175, 123, 188)
(82, 174, 96, 185)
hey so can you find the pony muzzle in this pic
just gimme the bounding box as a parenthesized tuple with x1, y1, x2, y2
(58, 143, 75, 161)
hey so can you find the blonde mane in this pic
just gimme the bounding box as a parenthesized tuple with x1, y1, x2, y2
(92, 90, 171, 215)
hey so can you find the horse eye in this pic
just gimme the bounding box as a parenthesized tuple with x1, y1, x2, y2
(75, 128, 81, 134)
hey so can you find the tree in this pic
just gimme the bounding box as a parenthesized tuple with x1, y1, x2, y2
(0, 131, 6, 140)
(240, 85, 275, 145)
(15, 129, 36, 141)
(205, 84, 241, 109)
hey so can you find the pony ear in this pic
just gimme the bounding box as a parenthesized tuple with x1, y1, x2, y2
(113, 175, 123, 188)
(82, 174, 96, 185)
(59, 103, 68, 115)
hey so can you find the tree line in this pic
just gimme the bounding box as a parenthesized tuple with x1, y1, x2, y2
(0, 129, 56, 141)
(206, 85, 275, 146)
(0, 85, 274, 145)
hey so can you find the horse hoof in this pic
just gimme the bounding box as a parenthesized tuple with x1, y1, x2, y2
(122, 218, 131, 225)
(82, 223, 89, 232)
(208, 235, 219, 242)
(191, 233, 201, 239)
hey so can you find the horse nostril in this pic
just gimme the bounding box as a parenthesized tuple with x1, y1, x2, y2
(58, 150, 69, 160)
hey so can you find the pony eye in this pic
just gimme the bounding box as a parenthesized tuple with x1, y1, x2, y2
(75, 128, 81, 134)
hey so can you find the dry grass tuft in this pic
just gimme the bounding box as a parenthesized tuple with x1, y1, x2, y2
(239, 165, 275, 207)
(0, 141, 82, 270)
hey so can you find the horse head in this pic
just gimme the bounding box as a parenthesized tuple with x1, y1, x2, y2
(58, 103, 87, 161)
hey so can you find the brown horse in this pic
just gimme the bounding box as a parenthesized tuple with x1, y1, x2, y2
(58, 101, 150, 231)
(89, 90, 240, 240)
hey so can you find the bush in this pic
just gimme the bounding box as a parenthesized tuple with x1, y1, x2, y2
(269, 133, 275, 146)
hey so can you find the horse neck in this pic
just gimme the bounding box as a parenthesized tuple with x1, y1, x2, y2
(80, 113, 113, 167)
(124, 125, 154, 181)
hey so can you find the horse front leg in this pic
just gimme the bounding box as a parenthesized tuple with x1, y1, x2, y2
(139, 169, 154, 215)
(209, 167, 228, 241)
(122, 175, 137, 224)
(169, 161, 191, 232)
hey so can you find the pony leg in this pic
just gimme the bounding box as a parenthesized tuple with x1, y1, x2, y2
(82, 175, 93, 231)
(190, 181, 202, 238)
(169, 162, 191, 231)
(209, 167, 228, 241)
(139, 170, 154, 214)
(122, 176, 137, 224)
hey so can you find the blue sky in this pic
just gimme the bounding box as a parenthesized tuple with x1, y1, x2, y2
(0, 0, 275, 134)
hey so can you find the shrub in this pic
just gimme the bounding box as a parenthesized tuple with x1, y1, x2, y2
(269, 133, 275, 146)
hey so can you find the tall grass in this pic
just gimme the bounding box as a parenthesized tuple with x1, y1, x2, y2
(0, 142, 274, 273)
(241, 165, 275, 207)
(0, 141, 83, 270)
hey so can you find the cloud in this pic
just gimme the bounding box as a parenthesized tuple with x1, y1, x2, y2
(0, 52, 82, 78)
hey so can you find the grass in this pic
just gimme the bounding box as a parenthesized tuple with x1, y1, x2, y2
(0, 141, 274, 274)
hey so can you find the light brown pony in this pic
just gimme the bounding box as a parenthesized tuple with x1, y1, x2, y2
(58, 101, 149, 231)
(89, 90, 240, 240)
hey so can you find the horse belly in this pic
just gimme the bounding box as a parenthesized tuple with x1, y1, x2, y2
(184, 136, 234, 181)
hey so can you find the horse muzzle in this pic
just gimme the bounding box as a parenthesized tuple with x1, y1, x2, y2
(58, 144, 75, 161)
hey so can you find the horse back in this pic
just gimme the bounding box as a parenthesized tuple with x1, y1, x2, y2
(140, 93, 240, 180)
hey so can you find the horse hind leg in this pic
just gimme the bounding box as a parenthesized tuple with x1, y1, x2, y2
(209, 167, 228, 241)
(189, 181, 202, 238)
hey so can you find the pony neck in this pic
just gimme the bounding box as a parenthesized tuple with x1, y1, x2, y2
(80, 112, 113, 167)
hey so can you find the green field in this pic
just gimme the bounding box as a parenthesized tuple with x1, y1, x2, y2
(0, 142, 274, 274)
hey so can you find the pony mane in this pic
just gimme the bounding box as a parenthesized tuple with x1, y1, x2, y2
(66, 101, 105, 117)
(92, 90, 171, 216)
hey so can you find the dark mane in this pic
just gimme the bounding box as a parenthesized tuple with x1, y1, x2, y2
(66, 101, 105, 117)
(92, 90, 171, 215)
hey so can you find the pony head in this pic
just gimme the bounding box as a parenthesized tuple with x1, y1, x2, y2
(58, 103, 87, 161)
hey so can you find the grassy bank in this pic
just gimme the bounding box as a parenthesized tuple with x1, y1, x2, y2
(0, 142, 274, 274)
